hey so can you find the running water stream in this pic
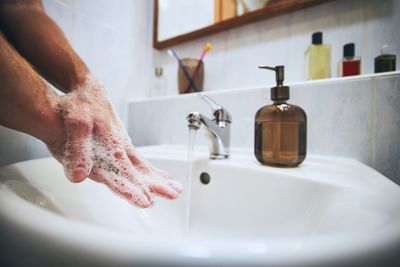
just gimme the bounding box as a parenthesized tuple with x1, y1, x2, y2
(184, 128, 197, 235)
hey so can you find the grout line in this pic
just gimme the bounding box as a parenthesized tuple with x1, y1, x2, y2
(362, 0, 368, 75)
(369, 77, 377, 167)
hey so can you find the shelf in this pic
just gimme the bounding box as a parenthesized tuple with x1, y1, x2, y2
(128, 71, 400, 104)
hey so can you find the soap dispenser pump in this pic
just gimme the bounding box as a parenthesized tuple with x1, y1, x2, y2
(255, 65, 307, 167)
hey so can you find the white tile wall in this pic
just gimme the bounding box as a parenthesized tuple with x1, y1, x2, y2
(127, 72, 400, 184)
(373, 75, 400, 182)
(0, 0, 153, 166)
(292, 78, 372, 163)
(42, 0, 153, 121)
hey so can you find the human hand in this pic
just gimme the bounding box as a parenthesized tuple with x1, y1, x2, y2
(45, 76, 182, 208)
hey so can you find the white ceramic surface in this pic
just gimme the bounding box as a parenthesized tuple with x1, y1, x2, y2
(1, 145, 400, 266)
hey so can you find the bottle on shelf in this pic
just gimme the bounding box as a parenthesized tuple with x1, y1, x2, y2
(375, 45, 396, 73)
(338, 43, 361, 77)
(304, 31, 331, 80)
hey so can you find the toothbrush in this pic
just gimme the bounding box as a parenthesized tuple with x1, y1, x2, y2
(184, 43, 213, 93)
(168, 48, 199, 92)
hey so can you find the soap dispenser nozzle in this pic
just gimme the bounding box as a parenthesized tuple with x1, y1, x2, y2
(258, 65, 289, 101)
(258, 65, 285, 86)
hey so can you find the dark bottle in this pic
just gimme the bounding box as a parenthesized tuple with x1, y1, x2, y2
(375, 45, 396, 73)
(255, 66, 307, 167)
(339, 43, 361, 77)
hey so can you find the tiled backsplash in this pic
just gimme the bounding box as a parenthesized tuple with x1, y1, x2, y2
(127, 72, 400, 184)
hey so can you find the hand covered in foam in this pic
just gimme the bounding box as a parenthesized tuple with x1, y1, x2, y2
(46, 76, 182, 208)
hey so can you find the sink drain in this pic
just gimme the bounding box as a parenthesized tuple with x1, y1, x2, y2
(200, 172, 211, 185)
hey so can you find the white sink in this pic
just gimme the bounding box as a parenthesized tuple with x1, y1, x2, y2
(1, 145, 400, 266)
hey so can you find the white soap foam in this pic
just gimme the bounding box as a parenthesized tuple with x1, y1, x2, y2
(46, 75, 183, 208)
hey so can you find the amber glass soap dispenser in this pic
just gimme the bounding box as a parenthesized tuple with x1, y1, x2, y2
(255, 66, 307, 167)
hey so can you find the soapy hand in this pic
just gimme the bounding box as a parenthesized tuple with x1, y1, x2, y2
(46, 76, 182, 208)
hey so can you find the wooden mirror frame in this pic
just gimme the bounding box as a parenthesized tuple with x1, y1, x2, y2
(153, 0, 333, 50)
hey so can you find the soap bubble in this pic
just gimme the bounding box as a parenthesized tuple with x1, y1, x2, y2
(47, 75, 183, 208)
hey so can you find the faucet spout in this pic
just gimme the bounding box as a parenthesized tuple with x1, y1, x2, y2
(186, 95, 231, 159)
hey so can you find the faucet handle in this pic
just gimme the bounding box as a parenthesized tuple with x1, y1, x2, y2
(198, 94, 220, 110)
(197, 94, 232, 123)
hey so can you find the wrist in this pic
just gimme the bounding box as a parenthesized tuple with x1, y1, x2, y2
(51, 59, 90, 93)
(39, 111, 65, 146)
(35, 94, 66, 147)
(68, 64, 90, 92)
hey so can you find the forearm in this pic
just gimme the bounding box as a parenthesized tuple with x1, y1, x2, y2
(0, 0, 89, 93)
(0, 34, 65, 144)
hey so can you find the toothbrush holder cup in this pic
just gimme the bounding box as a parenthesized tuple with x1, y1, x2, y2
(178, 58, 204, 94)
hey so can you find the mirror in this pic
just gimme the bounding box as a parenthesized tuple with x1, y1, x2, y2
(153, 0, 332, 49)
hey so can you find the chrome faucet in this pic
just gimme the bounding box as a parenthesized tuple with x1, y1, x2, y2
(187, 94, 232, 159)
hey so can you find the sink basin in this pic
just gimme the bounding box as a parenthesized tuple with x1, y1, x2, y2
(1, 145, 400, 266)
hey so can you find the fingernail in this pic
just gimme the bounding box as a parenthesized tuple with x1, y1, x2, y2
(170, 180, 184, 193)
(69, 169, 88, 183)
(136, 197, 154, 208)
(127, 191, 154, 208)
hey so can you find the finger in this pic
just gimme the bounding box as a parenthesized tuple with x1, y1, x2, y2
(151, 168, 184, 194)
(168, 179, 184, 194)
(91, 168, 154, 208)
(63, 120, 93, 183)
(126, 145, 145, 167)
(149, 180, 180, 200)
(118, 163, 154, 203)
(91, 126, 156, 207)
(125, 146, 158, 178)
(125, 145, 184, 198)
